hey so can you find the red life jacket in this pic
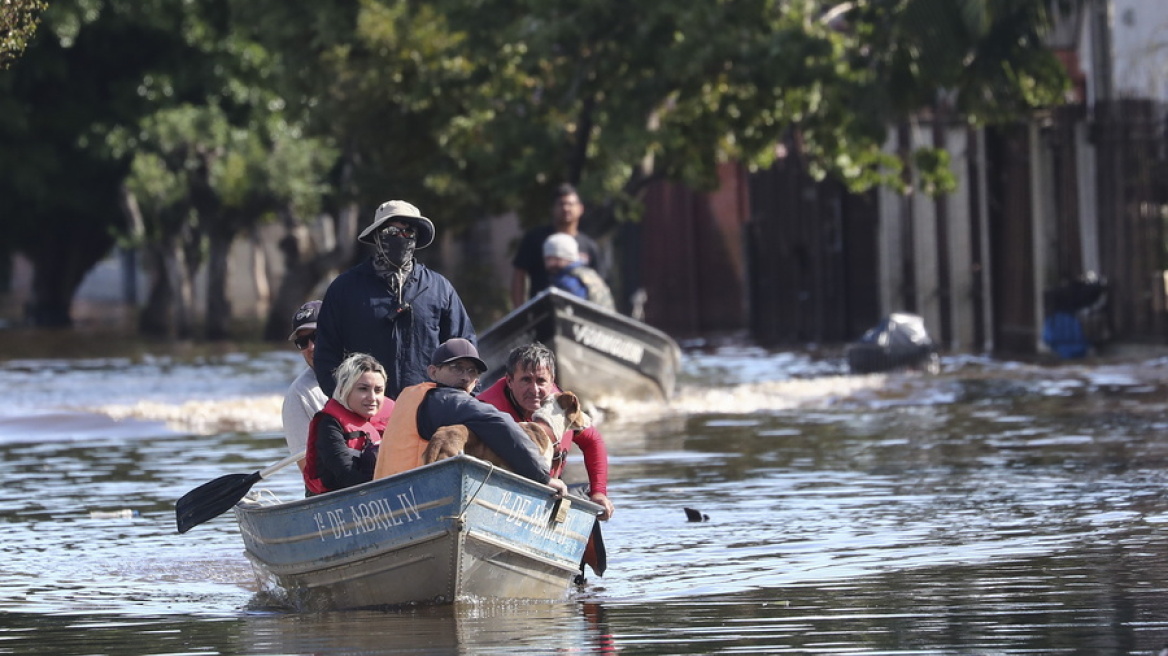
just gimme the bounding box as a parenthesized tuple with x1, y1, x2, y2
(476, 378, 569, 476)
(303, 398, 382, 495)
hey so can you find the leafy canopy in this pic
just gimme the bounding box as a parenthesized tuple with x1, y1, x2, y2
(0, 0, 47, 69)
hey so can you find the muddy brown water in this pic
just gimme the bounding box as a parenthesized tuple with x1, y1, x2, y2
(2, 340, 1168, 654)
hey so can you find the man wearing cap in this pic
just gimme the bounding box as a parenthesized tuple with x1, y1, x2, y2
(314, 200, 476, 400)
(281, 300, 329, 470)
(374, 339, 568, 495)
(543, 233, 615, 310)
(510, 183, 606, 309)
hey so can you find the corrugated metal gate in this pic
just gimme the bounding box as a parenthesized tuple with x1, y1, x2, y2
(1092, 100, 1168, 342)
(629, 100, 1168, 351)
(746, 149, 880, 346)
(632, 164, 750, 339)
(985, 124, 1041, 353)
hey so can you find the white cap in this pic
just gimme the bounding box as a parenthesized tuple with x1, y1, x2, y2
(543, 233, 579, 261)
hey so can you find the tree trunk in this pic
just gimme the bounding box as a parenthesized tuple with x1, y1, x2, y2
(138, 241, 176, 337)
(204, 228, 233, 340)
(22, 217, 116, 328)
(26, 262, 78, 328)
(138, 235, 194, 339)
(251, 226, 270, 322)
(177, 231, 199, 339)
(262, 203, 360, 341)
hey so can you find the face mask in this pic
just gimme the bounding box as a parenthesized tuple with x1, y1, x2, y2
(376, 233, 416, 268)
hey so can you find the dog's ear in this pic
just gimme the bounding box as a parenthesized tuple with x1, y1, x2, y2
(558, 391, 592, 430)
(557, 391, 579, 412)
(572, 410, 592, 430)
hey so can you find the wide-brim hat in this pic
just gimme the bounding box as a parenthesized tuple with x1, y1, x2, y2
(430, 338, 487, 373)
(357, 200, 436, 249)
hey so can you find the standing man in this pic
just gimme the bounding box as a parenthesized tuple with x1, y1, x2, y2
(281, 300, 328, 471)
(477, 342, 614, 521)
(314, 200, 476, 400)
(510, 183, 606, 309)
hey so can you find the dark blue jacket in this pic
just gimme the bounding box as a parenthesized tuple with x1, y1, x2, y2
(417, 385, 551, 484)
(314, 259, 476, 399)
(548, 262, 589, 300)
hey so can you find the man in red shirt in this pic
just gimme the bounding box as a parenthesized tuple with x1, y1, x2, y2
(477, 342, 614, 521)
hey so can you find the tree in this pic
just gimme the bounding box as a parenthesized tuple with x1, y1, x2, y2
(230, 0, 516, 334)
(111, 104, 336, 338)
(228, 0, 489, 225)
(2, 0, 336, 333)
(0, 0, 194, 327)
(408, 0, 1071, 221)
(1, 0, 1074, 331)
(0, 0, 46, 68)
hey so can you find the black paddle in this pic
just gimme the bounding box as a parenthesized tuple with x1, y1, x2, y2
(588, 519, 607, 576)
(175, 450, 304, 534)
(566, 483, 608, 577)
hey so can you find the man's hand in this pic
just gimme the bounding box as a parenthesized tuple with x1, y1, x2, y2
(547, 477, 568, 497)
(590, 492, 614, 521)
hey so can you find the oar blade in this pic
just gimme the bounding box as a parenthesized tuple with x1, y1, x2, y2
(175, 471, 261, 534)
(583, 520, 607, 576)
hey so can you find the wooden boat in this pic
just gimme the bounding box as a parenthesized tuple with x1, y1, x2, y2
(233, 455, 602, 610)
(477, 287, 683, 404)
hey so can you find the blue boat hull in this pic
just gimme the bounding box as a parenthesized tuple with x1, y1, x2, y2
(234, 456, 601, 609)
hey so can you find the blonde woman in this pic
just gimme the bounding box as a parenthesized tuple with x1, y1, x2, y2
(301, 353, 394, 495)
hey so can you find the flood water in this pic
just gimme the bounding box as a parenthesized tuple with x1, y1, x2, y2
(3, 336, 1168, 655)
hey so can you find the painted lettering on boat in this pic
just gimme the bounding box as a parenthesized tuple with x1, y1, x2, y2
(312, 486, 423, 541)
(571, 324, 645, 364)
(494, 490, 570, 546)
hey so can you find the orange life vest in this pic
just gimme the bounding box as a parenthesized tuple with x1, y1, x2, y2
(373, 382, 436, 479)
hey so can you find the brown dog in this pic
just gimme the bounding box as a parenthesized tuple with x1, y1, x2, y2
(421, 391, 591, 472)
(423, 421, 556, 471)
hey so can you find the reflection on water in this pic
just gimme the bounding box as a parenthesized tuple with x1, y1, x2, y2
(0, 602, 618, 656)
(3, 344, 1168, 653)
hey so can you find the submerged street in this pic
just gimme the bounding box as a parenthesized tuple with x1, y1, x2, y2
(2, 344, 1168, 654)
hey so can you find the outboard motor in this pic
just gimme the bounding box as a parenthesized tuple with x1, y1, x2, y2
(846, 312, 939, 374)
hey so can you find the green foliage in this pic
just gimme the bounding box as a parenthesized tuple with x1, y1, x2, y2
(0, 0, 339, 326)
(912, 147, 958, 196)
(0, 0, 1075, 326)
(400, 0, 1070, 216)
(228, 0, 1072, 227)
(0, 0, 47, 69)
(851, 0, 1071, 124)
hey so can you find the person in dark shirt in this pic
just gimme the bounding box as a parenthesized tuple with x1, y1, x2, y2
(510, 183, 606, 308)
(314, 199, 476, 400)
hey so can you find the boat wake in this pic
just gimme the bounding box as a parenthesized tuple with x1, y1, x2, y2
(590, 375, 893, 425)
(8, 347, 1167, 443)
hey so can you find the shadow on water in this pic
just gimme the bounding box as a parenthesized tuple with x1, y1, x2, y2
(4, 341, 1168, 653)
